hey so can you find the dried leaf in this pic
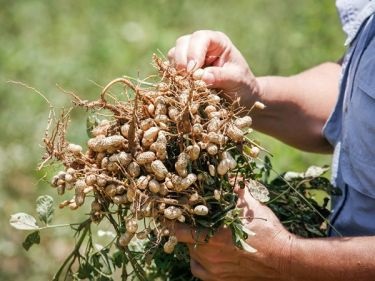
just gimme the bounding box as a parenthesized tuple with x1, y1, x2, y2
(247, 179, 270, 203)
(9, 213, 39, 230)
(36, 195, 54, 225)
(304, 166, 329, 178)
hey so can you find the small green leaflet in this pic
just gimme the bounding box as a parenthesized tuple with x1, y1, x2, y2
(36, 195, 54, 225)
(22, 231, 40, 251)
(9, 213, 39, 230)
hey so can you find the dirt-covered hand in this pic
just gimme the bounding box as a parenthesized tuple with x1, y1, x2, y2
(174, 187, 294, 281)
(168, 30, 261, 107)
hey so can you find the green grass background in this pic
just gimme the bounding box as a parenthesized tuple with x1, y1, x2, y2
(0, 1, 345, 280)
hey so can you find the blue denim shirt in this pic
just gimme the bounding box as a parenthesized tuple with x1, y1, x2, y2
(323, 14, 375, 236)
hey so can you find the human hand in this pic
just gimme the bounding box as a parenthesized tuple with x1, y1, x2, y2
(168, 30, 261, 107)
(174, 187, 294, 281)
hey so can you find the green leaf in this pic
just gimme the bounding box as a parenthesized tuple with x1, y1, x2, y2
(36, 195, 54, 225)
(9, 212, 39, 230)
(22, 231, 40, 251)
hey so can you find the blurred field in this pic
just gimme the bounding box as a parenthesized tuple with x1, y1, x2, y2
(0, 1, 344, 280)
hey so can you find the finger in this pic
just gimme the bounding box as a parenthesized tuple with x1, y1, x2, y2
(167, 47, 176, 64)
(190, 258, 209, 280)
(187, 30, 230, 72)
(174, 223, 209, 244)
(174, 35, 191, 71)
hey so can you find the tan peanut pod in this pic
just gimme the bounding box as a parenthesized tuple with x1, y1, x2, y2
(64, 173, 74, 184)
(112, 195, 128, 205)
(91, 200, 102, 212)
(57, 185, 65, 195)
(118, 151, 132, 167)
(105, 184, 117, 197)
(140, 118, 154, 131)
(147, 103, 155, 115)
(207, 117, 221, 132)
(219, 108, 228, 119)
(198, 141, 207, 150)
(92, 120, 111, 137)
(165, 177, 174, 189)
(155, 97, 167, 115)
(207, 143, 218, 156)
(179, 90, 189, 104)
(207, 132, 226, 146)
(148, 179, 160, 194)
(67, 143, 82, 155)
(127, 162, 141, 178)
(85, 174, 97, 186)
(217, 159, 231, 176)
(126, 218, 138, 233)
(209, 164, 216, 177)
(168, 106, 179, 121)
(164, 206, 183, 220)
(144, 163, 154, 173)
(249, 146, 260, 158)
(136, 229, 150, 240)
(88, 135, 125, 152)
(96, 176, 107, 187)
(59, 200, 70, 209)
(222, 151, 237, 169)
(118, 231, 135, 247)
(186, 144, 200, 161)
(204, 105, 217, 115)
(116, 185, 126, 194)
(159, 183, 169, 196)
(107, 161, 119, 172)
(254, 101, 266, 109)
(177, 215, 186, 223)
(56, 178, 65, 187)
(190, 102, 199, 114)
(154, 114, 169, 125)
(66, 168, 76, 175)
(120, 123, 130, 138)
(57, 171, 66, 179)
(189, 192, 199, 202)
(207, 94, 221, 104)
(151, 160, 168, 180)
(101, 157, 109, 169)
(136, 175, 149, 190)
(69, 201, 79, 210)
(194, 205, 209, 216)
(136, 151, 157, 165)
(75, 194, 85, 206)
(208, 111, 221, 119)
(214, 189, 221, 201)
(192, 123, 203, 135)
(163, 235, 178, 254)
(226, 124, 244, 143)
(158, 202, 166, 211)
(175, 152, 189, 177)
(178, 173, 197, 191)
(83, 186, 93, 194)
(127, 188, 136, 202)
(143, 126, 160, 142)
(234, 116, 253, 129)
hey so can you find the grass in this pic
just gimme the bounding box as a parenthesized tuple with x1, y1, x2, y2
(0, 1, 344, 280)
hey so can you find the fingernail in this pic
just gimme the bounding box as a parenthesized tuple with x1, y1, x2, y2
(187, 60, 196, 72)
(202, 70, 215, 84)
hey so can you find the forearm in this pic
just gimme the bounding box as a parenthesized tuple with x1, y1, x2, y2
(251, 62, 341, 153)
(289, 236, 375, 281)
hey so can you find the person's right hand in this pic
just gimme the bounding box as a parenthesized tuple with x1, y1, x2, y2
(168, 30, 261, 107)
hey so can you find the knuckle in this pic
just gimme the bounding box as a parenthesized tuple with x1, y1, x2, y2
(176, 34, 190, 45)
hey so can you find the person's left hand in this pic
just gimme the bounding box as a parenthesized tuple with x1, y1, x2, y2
(174, 187, 295, 281)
